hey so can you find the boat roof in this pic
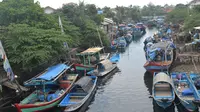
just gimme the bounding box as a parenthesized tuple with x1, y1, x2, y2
(74, 76, 93, 93)
(77, 47, 103, 56)
(149, 42, 172, 51)
(35, 64, 69, 81)
(153, 72, 172, 85)
(97, 59, 113, 70)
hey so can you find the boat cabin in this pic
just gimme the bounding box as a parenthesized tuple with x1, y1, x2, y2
(153, 72, 174, 99)
(146, 42, 174, 62)
(20, 64, 78, 105)
(24, 64, 70, 86)
(76, 47, 103, 66)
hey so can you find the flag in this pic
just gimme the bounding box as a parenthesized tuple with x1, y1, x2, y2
(0, 41, 14, 81)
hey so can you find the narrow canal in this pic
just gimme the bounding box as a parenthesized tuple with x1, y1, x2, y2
(54, 28, 190, 112)
(85, 28, 186, 112)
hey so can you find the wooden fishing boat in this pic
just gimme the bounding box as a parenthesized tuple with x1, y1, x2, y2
(15, 64, 78, 112)
(58, 75, 97, 112)
(171, 72, 200, 111)
(152, 72, 175, 109)
(133, 27, 143, 37)
(189, 73, 200, 105)
(73, 47, 103, 73)
(117, 37, 127, 49)
(111, 39, 118, 50)
(87, 59, 117, 77)
(144, 42, 174, 73)
(124, 33, 133, 44)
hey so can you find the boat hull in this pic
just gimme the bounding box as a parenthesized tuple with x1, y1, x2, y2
(179, 99, 198, 111)
(73, 64, 95, 71)
(155, 100, 173, 109)
(98, 64, 117, 77)
(60, 76, 98, 112)
(15, 98, 62, 112)
(144, 62, 171, 73)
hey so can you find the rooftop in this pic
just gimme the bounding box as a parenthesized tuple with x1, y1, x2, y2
(77, 47, 103, 55)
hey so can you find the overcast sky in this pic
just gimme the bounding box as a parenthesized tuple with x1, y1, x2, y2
(0, 0, 190, 8)
(34, 0, 190, 9)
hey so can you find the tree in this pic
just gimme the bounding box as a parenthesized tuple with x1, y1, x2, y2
(4, 24, 71, 70)
(60, 2, 109, 49)
(166, 5, 188, 23)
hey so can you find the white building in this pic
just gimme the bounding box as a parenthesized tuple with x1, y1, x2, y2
(44, 6, 55, 14)
(189, 0, 200, 8)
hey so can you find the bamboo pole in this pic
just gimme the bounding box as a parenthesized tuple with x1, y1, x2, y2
(96, 28, 105, 54)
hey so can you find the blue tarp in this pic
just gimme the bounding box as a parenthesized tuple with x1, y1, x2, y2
(166, 29, 172, 34)
(182, 89, 193, 96)
(147, 48, 162, 61)
(110, 53, 120, 63)
(36, 64, 69, 81)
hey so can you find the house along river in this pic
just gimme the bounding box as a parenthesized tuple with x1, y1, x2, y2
(53, 28, 195, 112)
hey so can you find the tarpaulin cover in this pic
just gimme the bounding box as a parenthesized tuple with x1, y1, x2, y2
(182, 89, 193, 96)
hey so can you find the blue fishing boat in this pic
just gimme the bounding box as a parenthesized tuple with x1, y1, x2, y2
(136, 22, 146, 34)
(133, 27, 143, 37)
(189, 73, 200, 105)
(117, 37, 127, 49)
(111, 39, 118, 50)
(124, 33, 133, 44)
(58, 75, 97, 112)
(144, 42, 174, 73)
(15, 64, 78, 112)
(152, 72, 175, 109)
(171, 72, 200, 111)
(110, 53, 120, 63)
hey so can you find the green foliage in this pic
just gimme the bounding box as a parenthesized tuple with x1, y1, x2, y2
(166, 5, 188, 23)
(0, 0, 43, 26)
(184, 13, 200, 30)
(60, 2, 109, 49)
(4, 24, 70, 70)
(141, 3, 166, 16)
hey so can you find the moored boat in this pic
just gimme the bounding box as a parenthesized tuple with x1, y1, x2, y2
(124, 33, 133, 44)
(73, 47, 104, 74)
(87, 59, 117, 77)
(144, 41, 174, 73)
(15, 64, 78, 112)
(152, 72, 175, 109)
(58, 75, 97, 112)
(171, 72, 200, 111)
(117, 37, 127, 49)
(189, 73, 200, 105)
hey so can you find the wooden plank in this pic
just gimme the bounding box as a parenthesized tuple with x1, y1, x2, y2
(3, 81, 28, 91)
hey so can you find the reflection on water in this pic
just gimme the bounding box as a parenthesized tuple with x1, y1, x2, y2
(144, 71, 153, 95)
(51, 28, 200, 112)
(143, 71, 175, 112)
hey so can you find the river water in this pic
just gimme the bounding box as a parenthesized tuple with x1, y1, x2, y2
(53, 28, 194, 112)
